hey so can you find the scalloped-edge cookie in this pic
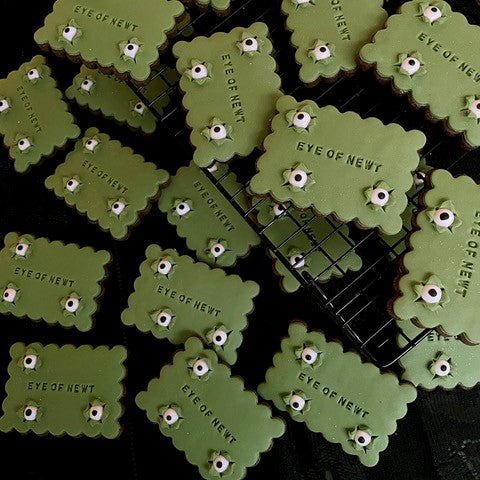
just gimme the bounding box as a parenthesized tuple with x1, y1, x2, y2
(66, 65, 178, 134)
(121, 245, 259, 365)
(360, 0, 480, 149)
(34, 0, 185, 85)
(0, 342, 126, 438)
(281, 0, 387, 85)
(173, 22, 282, 168)
(182, 0, 232, 16)
(391, 169, 480, 345)
(253, 196, 362, 293)
(0, 55, 80, 173)
(158, 161, 260, 268)
(136, 336, 285, 479)
(0, 232, 110, 331)
(249, 95, 426, 235)
(44, 127, 169, 240)
(397, 320, 480, 390)
(257, 322, 417, 467)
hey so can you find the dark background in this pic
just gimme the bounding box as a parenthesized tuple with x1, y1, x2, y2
(1, 0, 480, 479)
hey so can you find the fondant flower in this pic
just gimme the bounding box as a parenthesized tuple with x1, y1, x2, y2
(0, 97, 11, 114)
(426, 200, 462, 233)
(282, 390, 310, 416)
(294, 343, 323, 369)
(187, 356, 212, 380)
(150, 308, 175, 331)
(396, 52, 426, 77)
(9, 236, 32, 259)
(364, 181, 395, 211)
(282, 163, 315, 192)
(84, 399, 108, 424)
(208, 450, 234, 477)
(119, 38, 142, 62)
(308, 40, 335, 64)
(287, 248, 309, 271)
(429, 352, 454, 378)
(2, 282, 19, 305)
(76, 75, 95, 94)
(201, 117, 233, 146)
(60, 292, 82, 317)
(236, 31, 264, 56)
(17, 401, 42, 422)
(108, 198, 128, 218)
(150, 255, 175, 278)
(13, 133, 34, 154)
(206, 239, 229, 262)
(63, 175, 82, 194)
(206, 325, 231, 350)
(172, 199, 194, 219)
(58, 19, 82, 45)
(184, 59, 212, 85)
(285, 105, 316, 133)
(290, 0, 315, 8)
(463, 95, 480, 124)
(130, 99, 146, 117)
(83, 135, 100, 153)
(17, 347, 42, 373)
(413, 274, 449, 311)
(348, 425, 377, 452)
(158, 404, 183, 429)
(417, 2, 446, 25)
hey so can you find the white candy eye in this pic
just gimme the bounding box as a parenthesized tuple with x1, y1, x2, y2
(354, 430, 372, 447)
(85, 138, 98, 151)
(421, 284, 442, 304)
(289, 254, 305, 269)
(213, 455, 229, 474)
(242, 37, 258, 52)
(193, 359, 209, 377)
(23, 406, 38, 421)
(17, 138, 31, 151)
(62, 25, 78, 42)
(313, 44, 331, 61)
(296, 0, 310, 3)
(81, 79, 93, 92)
(176, 202, 190, 216)
(370, 188, 389, 207)
(163, 408, 179, 426)
(3, 287, 17, 303)
(15, 242, 29, 256)
(434, 208, 454, 228)
(468, 100, 480, 119)
(413, 170, 426, 185)
(401, 57, 421, 76)
(289, 394, 305, 411)
(301, 348, 317, 365)
(423, 5, 442, 22)
(124, 42, 139, 59)
(191, 64, 207, 80)
(111, 201, 126, 216)
(210, 243, 225, 258)
(157, 259, 172, 275)
(134, 101, 145, 114)
(66, 178, 80, 192)
(64, 297, 80, 313)
(433, 359, 451, 377)
(27, 69, 40, 81)
(207, 163, 218, 173)
(293, 111, 312, 129)
(23, 354, 37, 369)
(273, 204, 287, 216)
(289, 169, 308, 188)
(212, 329, 228, 346)
(0, 99, 9, 112)
(210, 124, 227, 140)
(156, 311, 172, 327)
(89, 405, 104, 421)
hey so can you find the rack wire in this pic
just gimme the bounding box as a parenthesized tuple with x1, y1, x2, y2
(127, 0, 480, 368)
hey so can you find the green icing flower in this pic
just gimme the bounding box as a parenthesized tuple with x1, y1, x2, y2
(150, 308, 175, 331)
(9, 236, 32, 259)
(150, 255, 175, 278)
(108, 198, 128, 218)
(63, 175, 82, 195)
(426, 200, 462, 233)
(464, 95, 480, 124)
(187, 356, 212, 380)
(396, 52, 427, 77)
(60, 292, 82, 317)
(285, 105, 316, 133)
(2, 282, 20, 305)
(184, 59, 212, 85)
(17, 347, 42, 373)
(417, 2, 446, 25)
(158, 404, 183, 430)
(347, 425, 377, 452)
(201, 117, 233, 146)
(429, 352, 454, 379)
(84, 398, 108, 424)
(58, 19, 82, 45)
(119, 38, 142, 63)
(0, 96, 11, 115)
(206, 324, 231, 351)
(208, 450, 234, 477)
(413, 274, 449, 311)
(17, 401, 42, 422)
(206, 239, 229, 263)
(282, 162, 315, 192)
(172, 198, 194, 220)
(364, 181, 395, 211)
(308, 40, 335, 64)
(294, 343, 323, 369)
(282, 390, 310, 416)
(236, 31, 264, 56)
(290, 0, 315, 8)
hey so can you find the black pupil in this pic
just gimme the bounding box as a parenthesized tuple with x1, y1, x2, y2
(166, 415, 171, 421)
(320, 46, 326, 52)
(292, 402, 299, 409)
(160, 315, 167, 322)
(136, 103, 141, 109)
(215, 335, 223, 342)
(113, 203, 119, 209)
(408, 59, 416, 66)
(416, 172, 425, 180)
(68, 181, 73, 186)
(431, 7, 438, 12)
(305, 354, 311, 361)
(195, 66, 202, 73)
(87, 141, 92, 145)
(64, 27, 70, 33)
(214, 247, 221, 253)
(179, 204, 185, 210)
(278, 205, 284, 211)
(29, 71, 34, 75)
(439, 212, 450, 221)
(440, 364, 447, 371)
(127, 44, 134, 50)
(428, 288, 438, 297)
(3, 292, 8, 298)
(83, 81, 88, 85)
(19, 140, 24, 145)
(67, 300, 74, 307)
(245, 39, 253, 46)
(197, 364, 203, 371)
(213, 126, 221, 133)
(297, 113, 304, 120)
(378, 192, 386, 200)
(216, 461, 223, 469)
(92, 410, 98, 417)
(25, 357, 32, 364)
(0, 101, 3, 106)
(358, 436, 365, 444)
(160, 263, 166, 269)
(17, 245, 23, 250)
(25, 409, 32, 416)
(294, 174, 303, 182)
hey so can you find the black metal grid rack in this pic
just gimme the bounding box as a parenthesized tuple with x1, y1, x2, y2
(128, 0, 480, 369)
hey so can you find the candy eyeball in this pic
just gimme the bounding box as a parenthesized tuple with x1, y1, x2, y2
(423, 5, 442, 23)
(413, 170, 426, 185)
(210, 243, 225, 258)
(62, 25, 78, 42)
(210, 124, 227, 141)
(175, 202, 191, 216)
(66, 178, 80, 193)
(27, 68, 40, 81)
(434, 208, 454, 228)
(212, 455, 229, 474)
(85, 138, 98, 151)
(212, 329, 228, 346)
(193, 359, 209, 377)
(17, 138, 31, 152)
(0, 99, 9, 112)
(207, 163, 218, 173)
(81, 79, 94, 92)
(301, 347, 317, 365)
(123, 42, 139, 60)
(23, 354, 37, 370)
(312, 44, 331, 61)
(89, 405, 104, 421)
(163, 408, 179, 426)
(293, 111, 312, 129)
(191, 63, 208, 80)
(242, 37, 258, 53)
(354, 430, 372, 447)
(23, 406, 38, 421)
(111, 201, 126, 216)
(468, 99, 480, 119)
(370, 188, 389, 207)
(288, 169, 308, 188)
(156, 311, 172, 328)
(401, 56, 421, 76)
(289, 394, 306, 412)
(64, 297, 80, 313)
(421, 284, 442, 304)
(15, 242, 29, 257)
(134, 101, 145, 115)
(273, 203, 287, 217)
(433, 358, 451, 377)
(289, 254, 305, 269)
(3, 287, 17, 303)
(157, 259, 172, 275)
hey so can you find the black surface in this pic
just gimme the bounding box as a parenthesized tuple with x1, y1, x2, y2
(0, 1, 480, 479)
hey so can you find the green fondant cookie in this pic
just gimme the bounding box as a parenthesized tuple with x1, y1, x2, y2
(360, 0, 480, 148)
(44, 127, 169, 240)
(392, 169, 480, 344)
(282, 0, 387, 84)
(158, 161, 260, 268)
(0, 55, 80, 173)
(183, 0, 232, 16)
(254, 197, 362, 293)
(398, 321, 480, 390)
(34, 0, 185, 84)
(121, 245, 259, 365)
(66, 65, 178, 134)
(249, 95, 426, 235)
(136, 337, 285, 479)
(0, 233, 110, 331)
(258, 322, 417, 467)
(173, 22, 282, 167)
(0, 342, 126, 438)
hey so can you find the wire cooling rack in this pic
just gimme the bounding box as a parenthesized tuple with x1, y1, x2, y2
(127, 0, 480, 368)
